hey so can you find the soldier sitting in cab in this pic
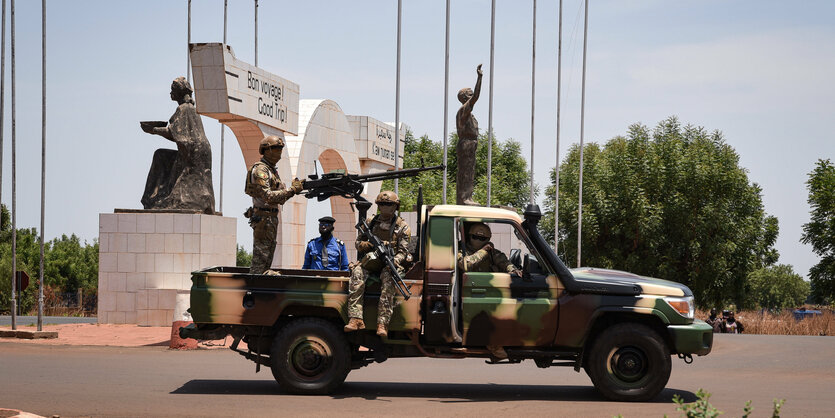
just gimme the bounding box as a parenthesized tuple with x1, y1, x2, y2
(457, 222, 522, 359)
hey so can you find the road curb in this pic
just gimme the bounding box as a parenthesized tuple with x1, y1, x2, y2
(0, 329, 59, 339)
(0, 408, 45, 417)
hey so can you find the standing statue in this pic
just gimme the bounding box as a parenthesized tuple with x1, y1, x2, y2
(140, 77, 215, 214)
(455, 64, 483, 206)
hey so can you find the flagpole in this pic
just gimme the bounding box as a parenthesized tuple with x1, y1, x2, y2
(577, 0, 589, 267)
(554, 0, 562, 252)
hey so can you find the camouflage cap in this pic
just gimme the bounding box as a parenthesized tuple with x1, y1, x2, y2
(259, 135, 285, 155)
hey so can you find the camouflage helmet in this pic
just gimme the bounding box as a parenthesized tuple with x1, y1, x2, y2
(375, 190, 400, 207)
(259, 135, 285, 155)
(468, 222, 492, 240)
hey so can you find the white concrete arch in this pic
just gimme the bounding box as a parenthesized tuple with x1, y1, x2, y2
(280, 99, 371, 268)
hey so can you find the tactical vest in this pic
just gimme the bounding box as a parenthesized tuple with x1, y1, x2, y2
(245, 161, 279, 196)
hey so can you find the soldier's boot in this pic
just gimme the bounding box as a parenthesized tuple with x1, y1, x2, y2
(376, 323, 388, 338)
(344, 318, 365, 332)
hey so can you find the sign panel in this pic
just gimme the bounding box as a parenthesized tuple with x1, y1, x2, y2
(190, 43, 300, 135)
(15, 271, 29, 292)
(347, 116, 405, 168)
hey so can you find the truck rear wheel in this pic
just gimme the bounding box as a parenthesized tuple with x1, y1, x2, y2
(586, 323, 671, 401)
(270, 318, 351, 394)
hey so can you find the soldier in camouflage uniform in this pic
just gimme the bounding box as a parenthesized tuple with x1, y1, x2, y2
(457, 222, 522, 359)
(245, 135, 303, 274)
(457, 222, 522, 276)
(344, 191, 411, 337)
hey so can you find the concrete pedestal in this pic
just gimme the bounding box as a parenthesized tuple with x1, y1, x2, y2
(97, 212, 236, 326)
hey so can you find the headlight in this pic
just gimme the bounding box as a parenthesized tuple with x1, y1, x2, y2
(664, 296, 695, 319)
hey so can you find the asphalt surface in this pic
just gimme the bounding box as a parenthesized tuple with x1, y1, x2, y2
(1, 334, 833, 417)
(0, 315, 98, 326)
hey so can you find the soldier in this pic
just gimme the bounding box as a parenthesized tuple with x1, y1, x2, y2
(457, 222, 522, 360)
(457, 222, 522, 276)
(344, 191, 411, 338)
(455, 64, 483, 205)
(245, 135, 304, 275)
(302, 216, 349, 271)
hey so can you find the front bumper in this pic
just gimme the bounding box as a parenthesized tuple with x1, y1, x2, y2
(667, 319, 713, 356)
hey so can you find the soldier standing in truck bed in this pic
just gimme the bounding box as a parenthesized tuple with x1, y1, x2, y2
(344, 191, 411, 337)
(245, 135, 303, 274)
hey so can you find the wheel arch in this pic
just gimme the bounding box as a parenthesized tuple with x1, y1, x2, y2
(581, 308, 673, 367)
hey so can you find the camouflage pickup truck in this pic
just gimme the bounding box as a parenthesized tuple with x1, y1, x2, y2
(181, 203, 712, 402)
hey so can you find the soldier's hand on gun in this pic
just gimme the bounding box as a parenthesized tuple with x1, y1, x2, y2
(291, 178, 304, 194)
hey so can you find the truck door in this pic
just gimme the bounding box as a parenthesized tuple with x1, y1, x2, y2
(422, 216, 463, 344)
(459, 219, 560, 348)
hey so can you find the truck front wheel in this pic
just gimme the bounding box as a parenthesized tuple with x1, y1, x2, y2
(270, 318, 351, 394)
(586, 323, 671, 402)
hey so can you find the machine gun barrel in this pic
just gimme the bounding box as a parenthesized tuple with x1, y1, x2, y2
(302, 164, 444, 201)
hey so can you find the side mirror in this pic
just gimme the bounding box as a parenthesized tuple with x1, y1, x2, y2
(509, 248, 522, 269)
(522, 254, 533, 282)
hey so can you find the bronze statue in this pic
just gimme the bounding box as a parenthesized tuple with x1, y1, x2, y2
(140, 77, 215, 214)
(455, 64, 483, 206)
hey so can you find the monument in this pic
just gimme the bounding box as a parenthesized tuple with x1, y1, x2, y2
(98, 76, 235, 326)
(98, 43, 405, 325)
(456, 64, 483, 206)
(140, 77, 215, 214)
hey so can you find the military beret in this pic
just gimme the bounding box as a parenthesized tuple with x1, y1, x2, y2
(318, 216, 336, 224)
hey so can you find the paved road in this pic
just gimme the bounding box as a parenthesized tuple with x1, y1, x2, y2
(0, 315, 98, 326)
(1, 334, 833, 417)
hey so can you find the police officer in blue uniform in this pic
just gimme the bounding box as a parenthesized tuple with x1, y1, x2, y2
(302, 216, 349, 271)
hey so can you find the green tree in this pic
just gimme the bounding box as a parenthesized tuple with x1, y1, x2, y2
(801, 159, 835, 304)
(747, 264, 810, 309)
(382, 130, 534, 210)
(1, 204, 99, 314)
(237, 244, 252, 267)
(45, 234, 99, 293)
(542, 117, 779, 308)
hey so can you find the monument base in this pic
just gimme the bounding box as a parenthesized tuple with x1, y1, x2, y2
(97, 211, 236, 326)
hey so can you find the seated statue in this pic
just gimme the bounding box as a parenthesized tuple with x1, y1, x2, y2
(140, 77, 215, 214)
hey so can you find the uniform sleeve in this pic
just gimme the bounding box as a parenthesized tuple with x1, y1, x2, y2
(392, 223, 411, 266)
(302, 243, 312, 269)
(491, 249, 516, 274)
(250, 165, 295, 206)
(340, 243, 349, 271)
(458, 247, 490, 271)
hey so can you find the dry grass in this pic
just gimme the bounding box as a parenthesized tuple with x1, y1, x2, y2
(698, 309, 835, 336)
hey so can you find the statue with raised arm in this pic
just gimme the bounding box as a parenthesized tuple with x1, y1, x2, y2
(140, 77, 215, 214)
(455, 64, 483, 206)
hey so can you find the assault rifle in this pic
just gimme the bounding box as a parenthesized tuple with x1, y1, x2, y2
(301, 163, 444, 299)
(354, 200, 412, 299)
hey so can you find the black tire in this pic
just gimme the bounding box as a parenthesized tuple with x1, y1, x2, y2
(586, 323, 671, 402)
(270, 318, 351, 395)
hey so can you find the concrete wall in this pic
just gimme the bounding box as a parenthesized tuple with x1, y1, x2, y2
(97, 213, 236, 325)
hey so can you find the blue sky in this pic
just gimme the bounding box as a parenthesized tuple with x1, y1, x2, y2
(1, 1, 833, 279)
